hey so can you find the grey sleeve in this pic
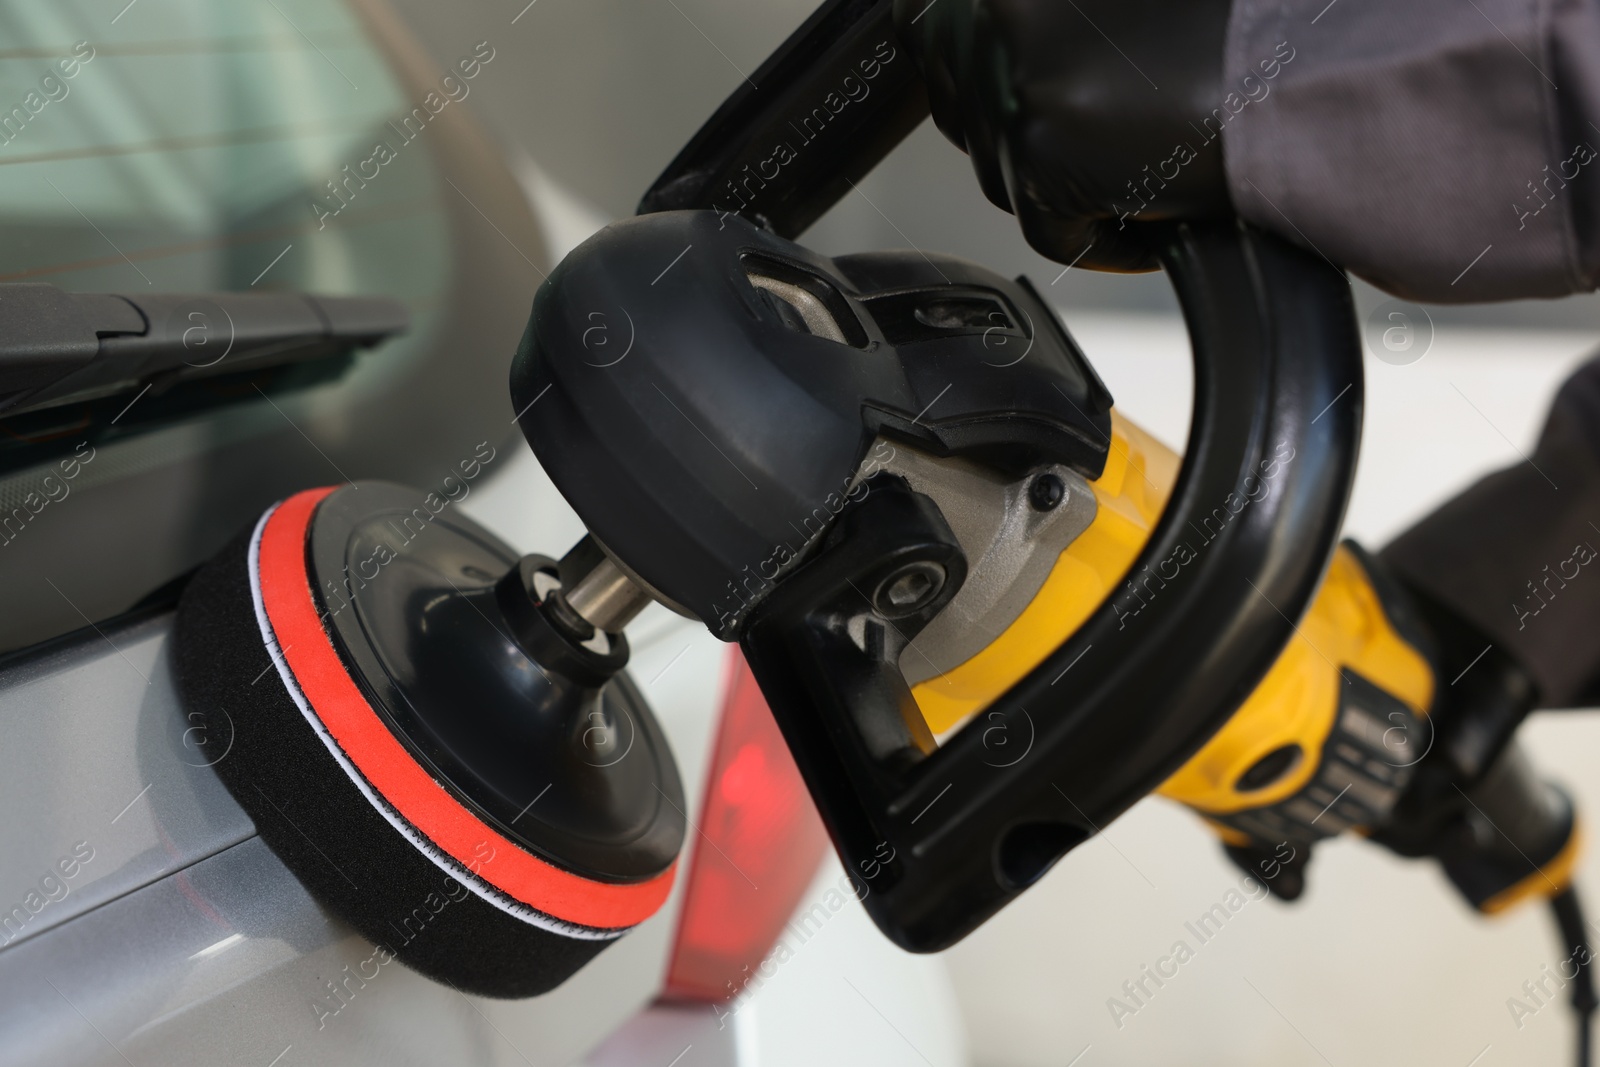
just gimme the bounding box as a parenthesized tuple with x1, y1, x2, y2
(1380, 354, 1600, 707)
(1223, 0, 1600, 302)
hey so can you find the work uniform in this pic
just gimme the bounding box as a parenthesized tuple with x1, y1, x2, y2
(1384, 358, 1600, 708)
(1225, 0, 1600, 302)
(1220, 1, 1600, 704)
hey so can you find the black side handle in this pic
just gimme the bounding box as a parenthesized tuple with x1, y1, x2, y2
(638, 0, 927, 237)
(739, 221, 1363, 951)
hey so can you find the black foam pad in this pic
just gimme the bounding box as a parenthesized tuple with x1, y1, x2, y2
(173, 523, 615, 998)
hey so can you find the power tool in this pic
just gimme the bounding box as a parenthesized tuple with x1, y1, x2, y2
(171, 0, 1592, 1060)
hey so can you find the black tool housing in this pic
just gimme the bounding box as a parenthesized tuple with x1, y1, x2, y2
(512, 210, 1110, 638)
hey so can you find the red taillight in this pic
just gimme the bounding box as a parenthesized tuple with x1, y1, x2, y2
(663, 648, 830, 1002)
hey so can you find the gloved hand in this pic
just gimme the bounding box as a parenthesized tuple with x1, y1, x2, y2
(894, 0, 1243, 272)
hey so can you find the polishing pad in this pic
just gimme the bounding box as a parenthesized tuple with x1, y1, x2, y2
(174, 482, 685, 997)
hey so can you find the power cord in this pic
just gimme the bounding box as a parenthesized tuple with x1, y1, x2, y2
(1551, 886, 1596, 1067)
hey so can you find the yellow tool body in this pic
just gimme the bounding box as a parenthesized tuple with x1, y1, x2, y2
(908, 411, 1570, 911)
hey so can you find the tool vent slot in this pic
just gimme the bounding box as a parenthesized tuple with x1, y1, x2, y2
(742, 253, 866, 347)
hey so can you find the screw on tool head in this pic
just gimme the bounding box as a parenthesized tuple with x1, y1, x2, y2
(873, 561, 948, 618)
(1028, 472, 1065, 511)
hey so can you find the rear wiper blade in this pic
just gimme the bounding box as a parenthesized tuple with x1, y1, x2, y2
(0, 282, 408, 418)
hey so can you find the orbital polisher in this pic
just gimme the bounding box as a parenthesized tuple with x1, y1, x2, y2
(174, 1, 1593, 1056)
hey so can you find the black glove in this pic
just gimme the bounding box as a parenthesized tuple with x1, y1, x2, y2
(894, 0, 1236, 271)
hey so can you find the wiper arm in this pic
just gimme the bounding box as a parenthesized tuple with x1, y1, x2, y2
(0, 282, 408, 418)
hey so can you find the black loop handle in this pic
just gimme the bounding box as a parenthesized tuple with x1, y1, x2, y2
(740, 221, 1362, 950)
